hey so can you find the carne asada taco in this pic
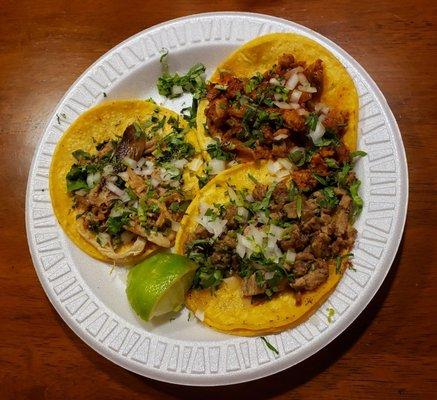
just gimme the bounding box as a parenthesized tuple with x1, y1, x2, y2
(196, 32, 358, 176)
(50, 100, 203, 264)
(175, 144, 363, 335)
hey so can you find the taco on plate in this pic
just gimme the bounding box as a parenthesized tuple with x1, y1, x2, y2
(50, 100, 203, 264)
(175, 142, 363, 335)
(196, 32, 358, 177)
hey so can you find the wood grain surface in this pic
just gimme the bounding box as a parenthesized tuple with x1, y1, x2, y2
(0, 1, 436, 399)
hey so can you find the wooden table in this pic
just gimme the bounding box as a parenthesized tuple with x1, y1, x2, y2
(1, 1, 436, 398)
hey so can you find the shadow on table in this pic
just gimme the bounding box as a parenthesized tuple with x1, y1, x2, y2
(57, 238, 404, 399)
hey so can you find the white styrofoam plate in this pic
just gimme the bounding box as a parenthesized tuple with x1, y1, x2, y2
(25, 12, 408, 386)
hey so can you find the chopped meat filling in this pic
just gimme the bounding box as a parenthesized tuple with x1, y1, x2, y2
(204, 53, 349, 161)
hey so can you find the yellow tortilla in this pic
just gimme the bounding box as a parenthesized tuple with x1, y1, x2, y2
(50, 100, 203, 264)
(175, 162, 348, 336)
(197, 32, 358, 159)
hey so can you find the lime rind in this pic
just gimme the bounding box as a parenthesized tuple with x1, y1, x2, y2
(126, 253, 197, 321)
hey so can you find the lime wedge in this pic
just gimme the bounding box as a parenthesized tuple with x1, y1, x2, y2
(126, 253, 197, 321)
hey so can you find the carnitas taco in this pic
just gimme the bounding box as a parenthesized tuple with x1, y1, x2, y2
(50, 100, 203, 264)
(196, 32, 358, 178)
(175, 145, 363, 335)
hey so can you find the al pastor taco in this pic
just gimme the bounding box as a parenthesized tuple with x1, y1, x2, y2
(50, 100, 203, 264)
(196, 32, 358, 177)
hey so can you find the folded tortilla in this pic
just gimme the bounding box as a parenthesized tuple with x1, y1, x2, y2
(50, 100, 202, 264)
(175, 162, 347, 336)
(196, 32, 358, 161)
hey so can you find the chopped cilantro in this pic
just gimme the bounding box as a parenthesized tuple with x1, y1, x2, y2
(337, 163, 351, 187)
(350, 150, 367, 159)
(247, 173, 259, 185)
(260, 336, 279, 355)
(318, 187, 339, 209)
(288, 149, 306, 167)
(349, 180, 364, 220)
(296, 194, 302, 218)
(313, 173, 328, 186)
(106, 214, 129, 235)
(335, 253, 354, 274)
(327, 307, 335, 323)
(72, 149, 91, 161)
(305, 112, 318, 131)
(244, 72, 264, 94)
(325, 158, 338, 169)
(206, 139, 234, 161)
(157, 60, 206, 99)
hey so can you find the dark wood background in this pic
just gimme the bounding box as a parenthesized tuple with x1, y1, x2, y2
(1, 1, 436, 398)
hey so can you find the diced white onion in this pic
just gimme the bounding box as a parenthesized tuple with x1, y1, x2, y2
(76, 189, 87, 196)
(106, 182, 125, 197)
(151, 177, 160, 187)
(107, 175, 117, 182)
(140, 161, 155, 176)
(238, 234, 258, 254)
(276, 170, 290, 181)
(120, 192, 131, 203)
(209, 159, 226, 175)
(315, 103, 330, 115)
(286, 250, 297, 263)
(269, 224, 284, 239)
(96, 233, 110, 247)
(298, 85, 317, 93)
(290, 89, 302, 103)
(171, 85, 183, 96)
(285, 73, 299, 90)
(137, 157, 146, 168)
(297, 72, 310, 87)
(171, 221, 181, 232)
(86, 172, 101, 188)
(247, 225, 266, 247)
(188, 158, 203, 172)
(278, 158, 294, 170)
(228, 160, 238, 167)
(308, 120, 326, 143)
(227, 186, 238, 202)
(236, 242, 246, 258)
(291, 146, 305, 154)
(199, 202, 209, 216)
(123, 157, 137, 169)
(197, 216, 227, 238)
(269, 78, 281, 86)
(118, 172, 129, 181)
(256, 212, 269, 224)
(237, 207, 249, 220)
(273, 101, 299, 110)
(268, 160, 282, 174)
(246, 194, 254, 202)
(173, 158, 188, 169)
(102, 165, 114, 176)
(274, 133, 288, 141)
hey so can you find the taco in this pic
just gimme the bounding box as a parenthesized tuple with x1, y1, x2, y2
(50, 100, 203, 264)
(196, 32, 358, 177)
(175, 144, 363, 335)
